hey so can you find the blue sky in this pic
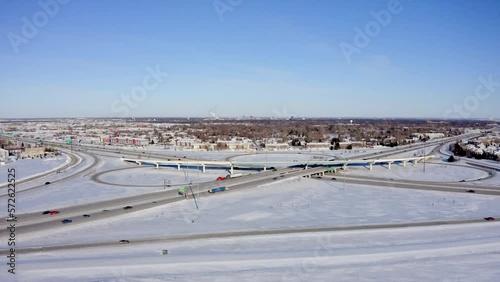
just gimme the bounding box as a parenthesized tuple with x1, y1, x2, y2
(1, 0, 499, 118)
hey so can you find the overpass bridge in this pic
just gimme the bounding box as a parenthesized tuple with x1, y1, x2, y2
(121, 155, 435, 174)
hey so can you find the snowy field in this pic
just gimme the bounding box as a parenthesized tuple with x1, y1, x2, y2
(9, 222, 500, 281)
(18, 178, 500, 247)
(98, 166, 238, 186)
(344, 161, 490, 182)
(0, 155, 69, 186)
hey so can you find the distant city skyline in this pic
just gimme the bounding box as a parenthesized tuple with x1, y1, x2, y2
(1, 0, 499, 119)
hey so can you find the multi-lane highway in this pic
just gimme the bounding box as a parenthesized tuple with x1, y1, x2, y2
(3, 215, 498, 256)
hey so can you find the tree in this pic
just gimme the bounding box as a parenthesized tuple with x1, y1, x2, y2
(334, 142, 340, 150)
(448, 155, 456, 162)
(346, 144, 353, 150)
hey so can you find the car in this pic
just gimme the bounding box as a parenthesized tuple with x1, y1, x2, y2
(102, 209, 110, 212)
(61, 219, 72, 224)
(459, 180, 466, 182)
(6, 217, 17, 222)
(83, 214, 90, 218)
(42, 211, 51, 215)
(152, 201, 158, 205)
(49, 211, 60, 215)
(45, 181, 51, 185)
(280, 175, 285, 178)
(484, 217, 495, 221)
(119, 240, 130, 244)
(124, 206, 133, 210)
(331, 178, 337, 180)
(466, 190, 475, 193)
(317, 176, 322, 179)
(272, 177, 277, 180)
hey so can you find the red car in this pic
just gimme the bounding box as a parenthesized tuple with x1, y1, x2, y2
(216, 177, 226, 181)
(49, 211, 60, 215)
(484, 217, 495, 221)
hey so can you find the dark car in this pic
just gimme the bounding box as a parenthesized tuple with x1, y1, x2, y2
(45, 182, 51, 185)
(83, 214, 90, 218)
(459, 180, 466, 182)
(119, 240, 130, 244)
(124, 206, 133, 210)
(152, 202, 158, 205)
(272, 177, 277, 180)
(331, 178, 337, 180)
(484, 217, 495, 221)
(466, 190, 475, 193)
(42, 211, 51, 215)
(102, 210, 110, 212)
(61, 219, 72, 224)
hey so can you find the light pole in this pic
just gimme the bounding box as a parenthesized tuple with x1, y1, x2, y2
(423, 140, 426, 173)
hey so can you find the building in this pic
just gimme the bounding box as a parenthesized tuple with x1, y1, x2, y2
(111, 137, 149, 146)
(265, 143, 290, 151)
(20, 147, 45, 158)
(305, 142, 331, 150)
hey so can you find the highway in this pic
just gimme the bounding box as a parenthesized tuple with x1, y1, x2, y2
(0, 149, 100, 197)
(0, 150, 81, 190)
(0, 167, 324, 234)
(3, 215, 498, 256)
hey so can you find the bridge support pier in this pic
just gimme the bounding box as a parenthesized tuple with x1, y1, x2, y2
(403, 161, 407, 168)
(230, 166, 234, 174)
(369, 163, 373, 171)
(263, 166, 266, 171)
(155, 163, 159, 169)
(177, 164, 180, 171)
(202, 165, 206, 173)
(388, 162, 393, 169)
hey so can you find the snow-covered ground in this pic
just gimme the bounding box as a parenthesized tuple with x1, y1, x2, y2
(344, 161, 490, 182)
(98, 166, 237, 186)
(18, 178, 500, 247)
(10, 222, 500, 281)
(0, 155, 69, 186)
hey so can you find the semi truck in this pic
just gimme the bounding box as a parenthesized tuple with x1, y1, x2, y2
(208, 186, 227, 193)
(226, 173, 242, 178)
